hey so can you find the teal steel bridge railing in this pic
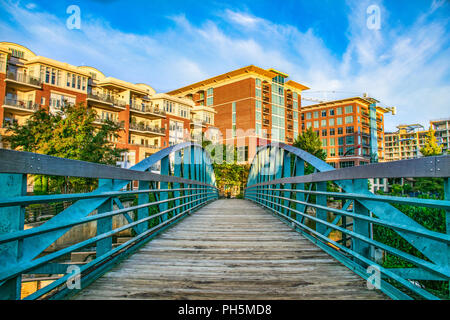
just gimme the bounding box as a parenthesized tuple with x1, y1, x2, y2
(245, 143, 450, 300)
(0, 142, 218, 300)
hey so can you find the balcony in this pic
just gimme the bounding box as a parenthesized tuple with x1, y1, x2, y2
(262, 85, 270, 93)
(286, 137, 293, 143)
(286, 103, 293, 109)
(94, 117, 124, 128)
(190, 120, 207, 128)
(129, 122, 166, 136)
(287, 125, 293, 131)
(5, 72, 42, 91)
(130, 103, 166, 119)
(130, 143, 161, 151)
(87, 93, 127, 109)
(3, 98, 40, 114)
(263, 119, 270, 126)
(263, 107, 270, 114)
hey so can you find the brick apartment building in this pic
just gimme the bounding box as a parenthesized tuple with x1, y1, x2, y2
(431, 118, 450, 154)
(300, 96, 388, 168)
(167, 65, 309, 162)
(0, 42, 217, 168)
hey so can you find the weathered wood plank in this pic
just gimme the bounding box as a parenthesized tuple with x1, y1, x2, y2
(73, 199, 386, 300)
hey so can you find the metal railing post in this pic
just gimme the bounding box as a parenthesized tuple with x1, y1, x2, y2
(316, 181, 327, 235)
(283, 151, 291, 217)
(352, 179, 371, 263)
(137, 180, 150, 234)
(0, 173, 26, 300)
(174, 151, 182, 215)
(96, 179, 113, 257)
(295, 158, 305, 225)
(160, 157, 169, 221)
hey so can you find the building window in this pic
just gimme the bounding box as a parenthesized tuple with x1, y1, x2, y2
(338, 147, 344, 156)
(329, 109, 335, 116)
(45, 67, 50, 83)
(322, 129, 327, 136)
(232, 102, 236, 137)
(314, 121, 319, 128)
(346, 126, 354, 134)
(338, 137, 344, 146)
(329, 128, 335, 135)
(306, 122, 312, 129)
(321, 119, 327, 127)
(255, 78, 261, 87)
(206, 88, 214, 106)
(345, 105, 353, 114)
(321, 110, 327, 117)
(336, 107, 342, 115)
(338, 127, 343, 134)
(345, 116, 353, 124)
(329, 118, 335, 126)
(346, 136, 354, 145)
(337, 117, 343, 125)
(340, 161, 355, 168)
(322, 138, 327, 147)
(330, 148, 336, 157)
(329, 138, 335, 146)
(313, 111, 319, 119)
(306, 112, 311, 120)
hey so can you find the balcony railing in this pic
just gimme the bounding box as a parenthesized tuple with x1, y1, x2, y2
(94, 117, 124, 128)
(129, 123, 165, 135)
(87, 93, 127, 108)
(130, 143, 161, 150)
(3, 98, 40, 112)
(6, 72, 41, 87)
(130, 103, 166, 116)
(263, 107, 270, 114)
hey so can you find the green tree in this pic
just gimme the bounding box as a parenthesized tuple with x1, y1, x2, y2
(420, 127, 442, 156)
(5, 103, 126, 193)
(293, 127, 327, 161)
(293, 127, 326, 176)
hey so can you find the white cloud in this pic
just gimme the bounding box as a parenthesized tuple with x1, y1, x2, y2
(0, 0, 448, 131)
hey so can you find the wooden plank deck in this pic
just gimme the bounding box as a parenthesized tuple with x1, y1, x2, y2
(73, 199, 386, 300)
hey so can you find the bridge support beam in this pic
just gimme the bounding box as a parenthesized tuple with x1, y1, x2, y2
(0, 173, 26, 300)
(96, 179, 113, 257)
(352, 179, 371, 264)
(294, 158, 305, 225)
(137, 181, 150, 234)
(160, 157, 169, 222)
(316, 181, 327, 235)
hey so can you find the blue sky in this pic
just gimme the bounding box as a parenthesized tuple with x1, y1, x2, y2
(0, 0, 449, 131)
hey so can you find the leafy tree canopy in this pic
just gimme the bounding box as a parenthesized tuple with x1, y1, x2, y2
(5, 103, 126, 193)
(420, 127, 442, 157)
(293, 127, 327, 161)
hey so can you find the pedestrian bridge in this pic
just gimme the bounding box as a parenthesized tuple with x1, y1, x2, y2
(0, 142, 449, 300)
